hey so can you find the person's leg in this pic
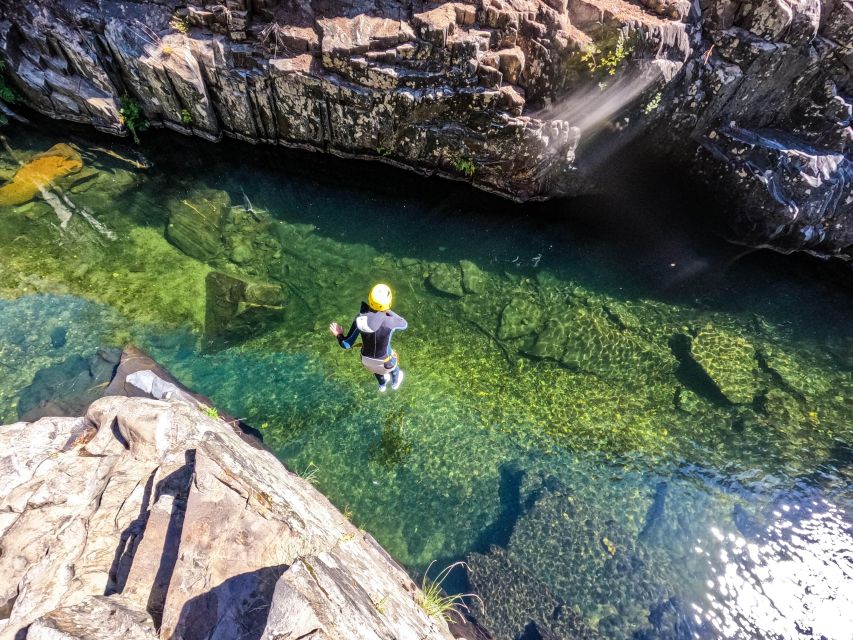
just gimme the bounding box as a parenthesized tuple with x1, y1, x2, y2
(374, 372, 389, 390)
(390, 365, 404, 390)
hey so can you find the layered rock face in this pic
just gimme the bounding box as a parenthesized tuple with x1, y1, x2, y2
(0, 0, 850, 255)
(0, 379, 454, 638)
(671, 0, 853, 258)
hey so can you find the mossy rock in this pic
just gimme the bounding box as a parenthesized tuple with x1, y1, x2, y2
(760, 346, 832, 399)
(204, 270, 284, 346)
(760, 388, 802, 424)
(526, 317, 569, 360)
(467, 547, 605, 640)
(498, 297, 542, 340)
(460, 259, 487, 294)
(556, 305, 675, 384)
(500, 480, 669, 637)
(689, 325, 759, 404)
(674, 386, 710, 414)
(427, 263, 464, 297)
(166, 187, 229, 262)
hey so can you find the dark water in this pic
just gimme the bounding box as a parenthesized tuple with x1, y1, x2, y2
(1, 119, 851, 639)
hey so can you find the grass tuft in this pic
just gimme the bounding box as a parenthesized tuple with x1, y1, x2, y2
(417, 561, 482, 622)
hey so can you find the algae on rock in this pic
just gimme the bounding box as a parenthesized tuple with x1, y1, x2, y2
(688, 325, 759, 404)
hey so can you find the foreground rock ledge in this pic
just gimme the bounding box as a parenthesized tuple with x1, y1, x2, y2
(0, 395, 455, 640)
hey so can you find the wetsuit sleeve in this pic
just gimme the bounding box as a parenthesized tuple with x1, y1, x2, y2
(338, 318, 360, 349)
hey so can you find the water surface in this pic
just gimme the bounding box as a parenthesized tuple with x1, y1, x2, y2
(1, 120, 851, 639)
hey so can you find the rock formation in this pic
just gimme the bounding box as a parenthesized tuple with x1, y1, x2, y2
(0, 348, 455, 640)
(0, 0, 850, 256)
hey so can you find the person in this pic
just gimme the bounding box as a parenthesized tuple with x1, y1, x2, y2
(329, 283, 408, 392)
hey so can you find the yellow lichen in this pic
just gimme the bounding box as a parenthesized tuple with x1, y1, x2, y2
(0, 143, 83, 206)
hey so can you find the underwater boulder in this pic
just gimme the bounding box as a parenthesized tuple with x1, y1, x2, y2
(0, 143, 83, 207)
(17, 348, 121, 422)
(0, 142, 83, 207)
(467, 547, 604, 640)
(204, 271, 284, 346)
(460, 259, 487, 294)
(525, 317, 568, 360)
(498, 297, 542, 340)
(688, 326, 759, 404)
(165, 187, 229, 262)
(427, 263, 464, 297)
(759, 346, 831, 400)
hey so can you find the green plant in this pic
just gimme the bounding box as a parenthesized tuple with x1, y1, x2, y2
(201, 405, 219, 419)
(170, 16, 189, 34)
(181, 108, 193, 125)
(298, 462, 319, 484)
(119, 95, 149, 144)
(0, 59, 19, 105)
(453, 157, 476, 178)
(0, 80, 17, 104)
(643, 91, 662, 115)
(376, 146, 392, 157)
(580, 32, 632, 78)
(417, 561, 482, 622)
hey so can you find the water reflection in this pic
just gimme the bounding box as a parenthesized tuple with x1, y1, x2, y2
(702, 496, 852, 639)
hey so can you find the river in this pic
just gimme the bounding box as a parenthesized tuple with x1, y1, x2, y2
(1, 118, 851, 639)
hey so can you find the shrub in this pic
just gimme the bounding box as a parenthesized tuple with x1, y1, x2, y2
(181, 108, 193, 125)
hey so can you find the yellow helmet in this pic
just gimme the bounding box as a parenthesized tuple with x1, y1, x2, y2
(368, 283, 392, 311)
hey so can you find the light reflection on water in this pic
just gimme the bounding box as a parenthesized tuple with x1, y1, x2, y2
(698, 497, 852, 639)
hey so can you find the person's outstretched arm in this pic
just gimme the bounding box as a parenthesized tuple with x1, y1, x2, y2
(391, 313, 408, 331)
(330, 318, 360, 349)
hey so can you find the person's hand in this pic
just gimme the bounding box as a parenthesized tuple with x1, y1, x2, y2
(329, 322, 343, 337)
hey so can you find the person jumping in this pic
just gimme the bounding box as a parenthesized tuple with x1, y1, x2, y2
(329, 283, 408, 392)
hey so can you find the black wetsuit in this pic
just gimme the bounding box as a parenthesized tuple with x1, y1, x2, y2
(338, 302, 408, 384)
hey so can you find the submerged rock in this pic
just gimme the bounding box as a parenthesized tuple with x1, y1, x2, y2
(204, 271, 284, 345)
(688, 326, 759, 404)
(0, 143, 82, 206)
(428, 263, 464, 298)
(165, 188, 229, 262)
(0, 379, 453, 640)
(16, 348, 120, 422)
(498, 298, 542, 340)
(467, 476, 672, 639)
(460, 260, 487, 294)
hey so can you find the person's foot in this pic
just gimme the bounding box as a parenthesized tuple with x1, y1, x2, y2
(392, 369, 405, 390)
(378, 373, 390, 392)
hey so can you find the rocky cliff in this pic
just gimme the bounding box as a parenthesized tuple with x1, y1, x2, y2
(0, 347, 457, 640)
(0, 0, 850, 257)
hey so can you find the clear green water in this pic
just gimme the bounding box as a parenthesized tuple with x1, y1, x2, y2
(1, 121, 851, 639)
